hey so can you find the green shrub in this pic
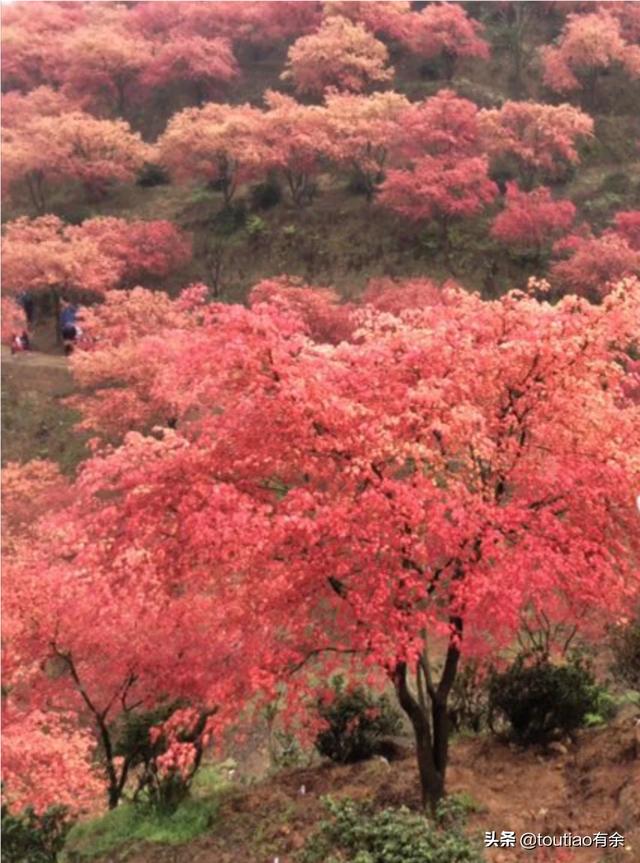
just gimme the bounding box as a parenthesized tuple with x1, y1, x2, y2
(136, 162, 170, 188)
(246, 214, 267, 238)
(599, 172, 631, 196)
(2, 803, 72, 863)
(60, 205, 94, 226)
(212, 200, 247, 236)
(435, 793, 482, 831)
(610, 613, 640, 690)
(269, 730, 311, 769)
(488, 654, 609, 745)
(346, 169, 381, 198)
(250, 175, 282, 210)
(301, 797, 484, 863)
(315, 678, 402, 764)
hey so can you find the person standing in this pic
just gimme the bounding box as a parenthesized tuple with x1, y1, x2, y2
(59, 299, 78, 356)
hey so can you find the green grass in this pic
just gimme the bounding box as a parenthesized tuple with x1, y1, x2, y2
(1, 355, 88, 474)
(63, 767, 229, 860)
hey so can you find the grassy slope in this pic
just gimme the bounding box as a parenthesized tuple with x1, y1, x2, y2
(64, 715, 640, 862)
(2, 345, 88, 473)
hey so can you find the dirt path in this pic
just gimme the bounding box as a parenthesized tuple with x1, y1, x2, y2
(1, 345, 68, 369)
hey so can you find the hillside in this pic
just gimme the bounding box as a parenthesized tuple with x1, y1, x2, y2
(64, 715, 640, 863)
(2, 3, 640, 863)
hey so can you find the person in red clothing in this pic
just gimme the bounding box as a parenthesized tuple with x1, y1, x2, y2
(10, 330, 30, 354)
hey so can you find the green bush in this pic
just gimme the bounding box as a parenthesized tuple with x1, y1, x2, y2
(211, 200, 247, 236)
(301, 797, 484, 863)
(246, 214, 267, 238)
(136, 162, 170, 187)
(270, 730, 310, 769)
(610, 613, 640, 691)
(488, 654, 609, 745)
(599, 172, 631, 196)
(315, 678, 402, 764)
(2, 803, 72, 863)
(250, 175, 282, 210)
(346, 169, 381, 198)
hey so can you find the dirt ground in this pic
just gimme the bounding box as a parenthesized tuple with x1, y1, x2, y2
(95, 710, 639, 863)
(1, 344, 88, 471)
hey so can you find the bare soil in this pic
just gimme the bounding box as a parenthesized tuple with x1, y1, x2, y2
(97, 712, 640, 863)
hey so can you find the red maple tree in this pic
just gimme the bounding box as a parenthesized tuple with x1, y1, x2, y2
(157, 102, 269, 204)
(74, 218, 192, 287)
(378, 155, 497, 248)
(491, 183, 576, 254)
(541, 9, 640, 105)
(404, 2, 490, 80)
(478, 100, 593, 188)
(9, 281, 637, 813)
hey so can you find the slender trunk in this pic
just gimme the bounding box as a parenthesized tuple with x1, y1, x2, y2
(393, 616, 462, 813)
(55, 648, 129, 809)
(585, 70, 599, 112)
(51, 288, 61, 344)
(443, 51, 456, 82)
(115, 78, 127, 119)
(394, 661, 443, 812)
(511, 42, 524, 98)
(286, 170, 311, 207)
(222, 177, 235, 206)
(194, 80, 206, 107)
(25, 171, 46, 214)
(35, 171, 46, 212)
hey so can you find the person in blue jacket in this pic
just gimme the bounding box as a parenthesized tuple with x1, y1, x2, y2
(60, 299, 78, 356)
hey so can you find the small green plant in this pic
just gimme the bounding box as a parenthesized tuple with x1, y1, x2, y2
(2, 802, 73, 863)
(315, 677, 402, 764)
(488, 653, 610, 745)
(583, 687, 618, 727)
(435, 793, 481, 830)
(283, 224, 297, 238)
(271, 730, 311, 769)
(246, 214, 267, 238)
(300, 797, 484, 863)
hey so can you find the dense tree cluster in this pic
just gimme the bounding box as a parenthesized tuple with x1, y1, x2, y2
(2, 0, 640, 822)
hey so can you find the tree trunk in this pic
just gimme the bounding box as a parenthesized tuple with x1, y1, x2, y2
(51, 288, 62, 345)
(443, 51, 456, 82)
(393, 617, 462, 813)
(394, 661, 444, 812)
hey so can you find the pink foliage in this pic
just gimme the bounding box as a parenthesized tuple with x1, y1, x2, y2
(282, 15, 394, 96)
(379, 155, 497, 223)
(405, 2, 490, 77)
(491, 183, 576, 250)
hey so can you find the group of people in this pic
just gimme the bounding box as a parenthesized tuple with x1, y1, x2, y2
(8, 293, 82, 357)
